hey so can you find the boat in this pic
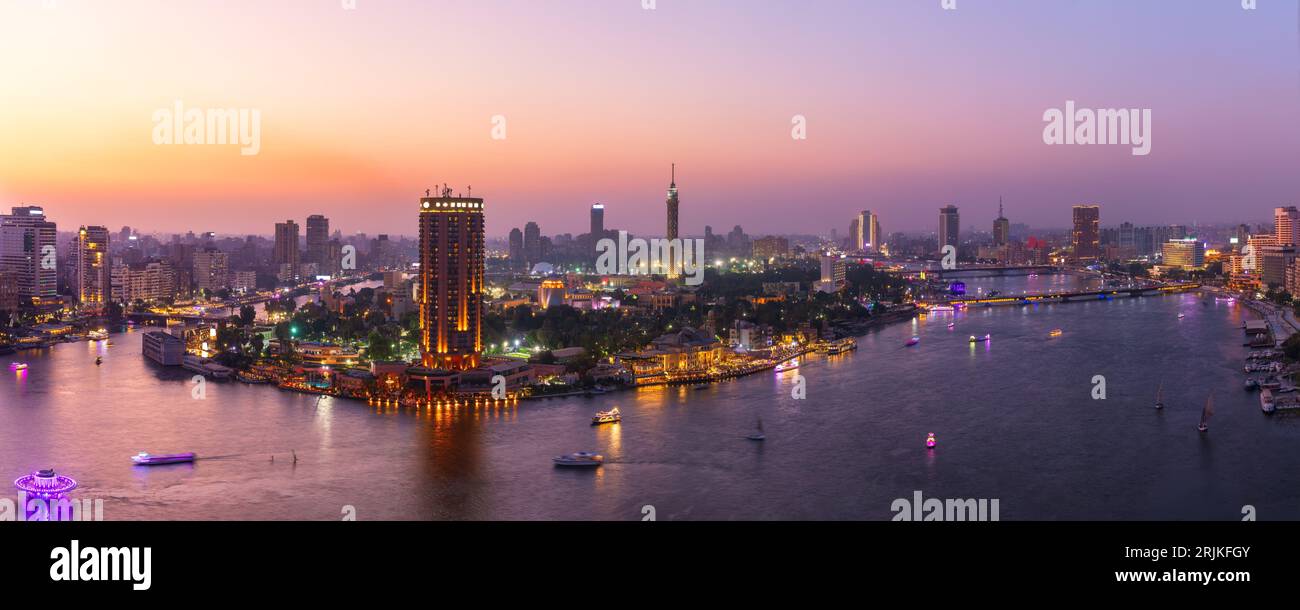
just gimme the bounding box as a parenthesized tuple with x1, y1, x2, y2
(824, 337, 857, 355)
(747, 416, 765, 441)
(905, 336, 920, 347)
(591, 407, 621, 425)
(88, 329, 109, 341)
(1049, 329, 1063, 338)
(1178, 313, 1186, 319)
(691, 383, 709, 391)
(9, 362, 28, 370)
(131, 452, 197, 466)
(95, 356, 102, 366)
(1197, 393, 1214, 433)
(947, 322, 955, 329)
(968, 334, 990, 343)
(925, 432, 937, 448)
(1245, 378, 1259, 391)
(1155, 381, 1164, 410)
(774, 358, 800, 372)
(552, 451, 603, 467)
(236, 371, 271, 384)
(1261, 389, 1276, 414)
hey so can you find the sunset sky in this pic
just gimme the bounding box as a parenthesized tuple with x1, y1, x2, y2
(0, 0, 1297, 238)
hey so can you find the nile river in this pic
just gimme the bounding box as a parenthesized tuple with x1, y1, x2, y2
(4, 273, 1300, 520)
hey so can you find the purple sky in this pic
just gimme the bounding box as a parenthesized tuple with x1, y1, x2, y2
(0, 0, 1296, 238)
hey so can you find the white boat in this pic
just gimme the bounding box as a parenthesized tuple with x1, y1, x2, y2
(1261, 389, 1276, 413)
(88, 329, 109, 341)
(553, 451, 603, 467)
(131, 451, 196, 465)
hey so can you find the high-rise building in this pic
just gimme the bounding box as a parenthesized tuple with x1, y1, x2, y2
(665, 164, 680, 276)
(590, 204, 605, 238)
(508, 228, 524, 270)
(306, 215, 329, 269)
(856, 210, 880, 252)
(0, 206, 58, 307)
(274, 220, 300, 281)
(1274, 207, 1300, 247)
(1071, 205, 1101, 261)
(1162, 238, 1205, 270)
(753, 236, 790, 259)
(993, 200, 1010, 247)
(418, 188, 485, 371)
(193, 247, 229, 293)
(76, 225, 111, 312)
(111, 259, 175, 304)
(816, 255, 847, 293)
(938, 205, 960, 255)
(523, 222, 541, 269)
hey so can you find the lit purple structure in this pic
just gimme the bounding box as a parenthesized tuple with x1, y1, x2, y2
(14, 469, 78, 500)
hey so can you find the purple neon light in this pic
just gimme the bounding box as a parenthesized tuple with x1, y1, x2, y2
(14, 469, 78, 499)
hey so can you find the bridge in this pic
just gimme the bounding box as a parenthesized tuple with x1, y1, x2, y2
(895, 265, 1061, 279)
(935, 283, 1201, 307)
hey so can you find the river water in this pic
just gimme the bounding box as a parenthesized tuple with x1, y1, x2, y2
(4, 273, 1299, 520)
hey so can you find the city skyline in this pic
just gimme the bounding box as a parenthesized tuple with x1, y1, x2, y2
(2, 1, 1297, 236)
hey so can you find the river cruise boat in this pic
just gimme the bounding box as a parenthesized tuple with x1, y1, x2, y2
(591, 407, 621, 425)
(823, 338, 857, 355)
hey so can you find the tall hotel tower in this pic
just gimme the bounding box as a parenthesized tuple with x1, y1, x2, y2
(418, 187, 485, 370)
(76, 225, 111, 313)
(938, 205, 960, 255)
(665, 164, 680, 277)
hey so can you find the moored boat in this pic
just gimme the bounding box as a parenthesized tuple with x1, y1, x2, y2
(1261, 389, 1276, 413)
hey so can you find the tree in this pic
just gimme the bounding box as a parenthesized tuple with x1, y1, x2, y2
(367, 329, 395, 361)
(239, 305, 256, 327)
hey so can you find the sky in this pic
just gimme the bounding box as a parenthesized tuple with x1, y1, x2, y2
(0, 0, 1297, 238)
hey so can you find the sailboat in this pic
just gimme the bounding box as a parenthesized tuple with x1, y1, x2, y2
(1197, 392, 1214, 433)
(747, 416, 766, 441)
(1154, 381, 1164, 410)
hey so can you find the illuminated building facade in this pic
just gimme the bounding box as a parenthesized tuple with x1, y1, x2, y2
(418, 188, 485, 370)
(0, 206, 58, 306)
(76, 225, 110, 313)
(1071, 205, 1101, 261)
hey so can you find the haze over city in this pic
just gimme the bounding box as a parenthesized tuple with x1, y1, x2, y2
(2, 0, 1297, 237)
